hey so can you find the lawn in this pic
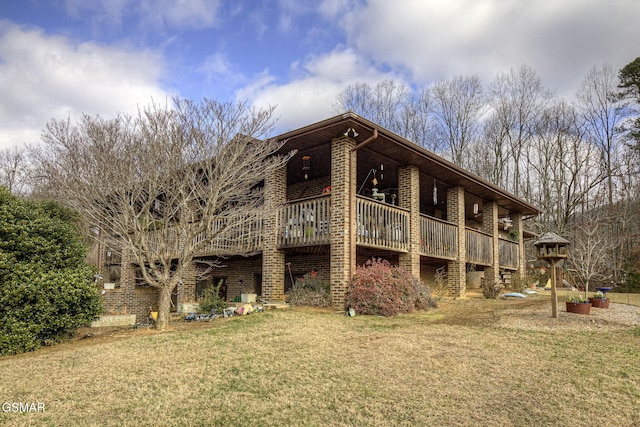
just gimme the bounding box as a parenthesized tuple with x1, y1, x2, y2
(1, 294, 639, 426)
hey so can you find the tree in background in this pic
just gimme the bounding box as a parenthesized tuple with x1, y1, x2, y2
(0, 188, 102, 355)
(429, 75, 486, 168)
(618, 57, 640, 151)
(33, 98, 291, 329)
(577, 64, 633, 208)
(567, 213, 614, 299)
(527, 99, 603, 234)
(485, 65, 553, 196)
(0, 146, 30, 197)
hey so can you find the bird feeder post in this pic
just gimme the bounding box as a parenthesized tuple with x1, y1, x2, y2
(534, 233, 570, 319)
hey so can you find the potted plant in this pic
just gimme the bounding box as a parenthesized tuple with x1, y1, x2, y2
(588, 291, 610, 308)
(566, 294, 591, 315)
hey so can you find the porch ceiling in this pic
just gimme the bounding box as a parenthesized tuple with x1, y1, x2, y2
(275, 112, 541, 217)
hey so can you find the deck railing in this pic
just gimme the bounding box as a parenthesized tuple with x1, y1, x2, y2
(356, 196, 408, 251)
(144, 196, 518, 270)
(465, 228, 493, 266)
(419, 215, 458, 260)
(278, 195, 330, 248)
(193, 215, 263, 255)
(146, 227, 181, 256)
(499, 238, 519, 270)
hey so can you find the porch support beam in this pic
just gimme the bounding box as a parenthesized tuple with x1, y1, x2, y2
(482, 200, 500, 284)
(262, 165, 287, 303)
(177, 261, 197, 312)
(399, 165, 420, 277)
(330, 136, 356, 308)
(447, 186, 466, 296)
(513, 213, 525, 278)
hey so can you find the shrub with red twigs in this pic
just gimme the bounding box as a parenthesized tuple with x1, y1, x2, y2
(346, 258, 437, 316)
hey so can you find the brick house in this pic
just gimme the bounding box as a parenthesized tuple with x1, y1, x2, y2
(99, 112, 540, 321)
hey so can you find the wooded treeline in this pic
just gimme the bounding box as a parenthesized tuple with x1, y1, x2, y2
(2, 59, 639, 291)
(333, 59, 640, 290)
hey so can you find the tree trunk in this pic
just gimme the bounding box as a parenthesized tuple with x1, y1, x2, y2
(156, 284, 174, 330)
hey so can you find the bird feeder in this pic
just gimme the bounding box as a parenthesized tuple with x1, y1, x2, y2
(534, 232, 569, 260)
(534, 232, 570, 318)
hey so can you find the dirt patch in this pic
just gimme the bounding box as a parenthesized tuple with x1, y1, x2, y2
(432, 292, 640, 331)
(496, 300, 640, 331)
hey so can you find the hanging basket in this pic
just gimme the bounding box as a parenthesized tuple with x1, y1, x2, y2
(566, 302, 591, 315)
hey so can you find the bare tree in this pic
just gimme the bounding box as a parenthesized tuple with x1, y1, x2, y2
(0, 146, 30, 196)
(429, 75, 486, 167)
(527, 100, 604, 234)
(577, 64, 632, 208)
(568, 213, 614, 299)
(333, 80, 434, 149)
(33, 98, 291, 329)
(486, 65, 553, 195)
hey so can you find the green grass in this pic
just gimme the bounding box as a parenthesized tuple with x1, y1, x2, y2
(0, 297, 639, 426)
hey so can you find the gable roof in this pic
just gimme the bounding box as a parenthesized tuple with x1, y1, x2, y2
(275, 111, 541, 217)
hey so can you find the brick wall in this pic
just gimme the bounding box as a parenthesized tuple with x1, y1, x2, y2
(287, 176, 331, 200)
(194, 252, 330, 301)
(286, 253, 331, 282)
(223, 256, 263, 297)
(102, 285, 159, 324)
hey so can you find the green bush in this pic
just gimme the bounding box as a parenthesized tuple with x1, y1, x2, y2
(0, 188, 102, 356)
(197, 280, 228, 314)
(287, 271, 331, 307)
(346, 258, 437, 316)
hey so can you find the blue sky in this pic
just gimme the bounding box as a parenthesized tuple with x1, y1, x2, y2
(1, 0, 639, 149)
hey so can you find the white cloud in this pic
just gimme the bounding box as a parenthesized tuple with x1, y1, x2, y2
(140, 0, 222, 29)
(198, 52, 236, 82)
(318, 0, 357, 20)
(341, 0, 640, 96)
(237, 48, 403, 132)
(0, 21, 169, 149)
(64, 0, 222, 31)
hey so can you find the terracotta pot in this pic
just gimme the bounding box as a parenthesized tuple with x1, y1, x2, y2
(566, 302, 591, 315)
(589, 297, 610, 308)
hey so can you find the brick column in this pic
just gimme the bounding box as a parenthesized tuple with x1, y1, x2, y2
(102, 245, 137, 317)
(262, 166, 287, 303)
(447, 187, 466, 296)
(513, 213, 525, 278)
(398, 165, 420, 277)
(177, 261, 197, 312)
(482, 200, 500, 284)
(330, 136, 356, 308)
